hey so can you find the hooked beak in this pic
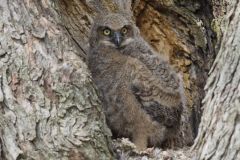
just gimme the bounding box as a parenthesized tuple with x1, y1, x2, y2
(112, 32, 123, 48)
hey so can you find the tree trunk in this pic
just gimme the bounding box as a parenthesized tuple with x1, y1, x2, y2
(0, 0, 239, 160)
(0, 0, 112, 159)
(193, 0, 240, 159)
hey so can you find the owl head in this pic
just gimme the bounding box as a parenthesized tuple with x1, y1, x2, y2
(89, 13, 140, 49)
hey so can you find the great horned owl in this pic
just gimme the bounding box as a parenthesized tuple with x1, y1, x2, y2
(87, 2, 184, 150)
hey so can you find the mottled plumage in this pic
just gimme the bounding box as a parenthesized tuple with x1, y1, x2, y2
(87, 8, 184, 150)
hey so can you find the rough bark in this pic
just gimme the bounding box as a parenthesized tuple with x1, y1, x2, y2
(0, 0, 112, 159)
(193, 0, 240, 159)
(1, 0, 239, 160)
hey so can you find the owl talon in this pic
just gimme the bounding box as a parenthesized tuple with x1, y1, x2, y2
(135, 147, 154, 155)
(143, 147, 154, 154)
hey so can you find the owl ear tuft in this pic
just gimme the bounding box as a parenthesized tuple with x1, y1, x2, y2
(114, 0, 132, 13)
(86, 0, 108, 15)
(86, 0, 140, 16)
(113, 0, 140, 14)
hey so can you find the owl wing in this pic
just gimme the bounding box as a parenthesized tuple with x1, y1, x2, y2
(124, 39, 181, 94)
(128, 57, 183, 128)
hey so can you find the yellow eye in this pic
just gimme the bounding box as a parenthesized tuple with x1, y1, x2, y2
(103, 28, 111, 36)
(121, 27, 128, 34)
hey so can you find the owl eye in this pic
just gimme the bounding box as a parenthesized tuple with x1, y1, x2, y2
(103, 28, 111, 36)
(121, 27, 128, 35)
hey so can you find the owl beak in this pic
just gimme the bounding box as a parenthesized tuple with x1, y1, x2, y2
(112, 32, 123, 48)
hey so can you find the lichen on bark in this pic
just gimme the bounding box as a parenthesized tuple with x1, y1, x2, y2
(0, 0, 112, 159)
(1, 0, 236, 159)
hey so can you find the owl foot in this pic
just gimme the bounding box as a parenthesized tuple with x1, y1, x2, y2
(133, 135, 148, 151)
(138, 147, 154, 155)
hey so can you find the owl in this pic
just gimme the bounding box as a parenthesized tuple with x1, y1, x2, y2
(87, 5, 184, 150)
